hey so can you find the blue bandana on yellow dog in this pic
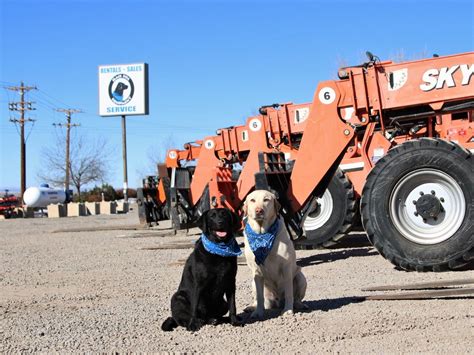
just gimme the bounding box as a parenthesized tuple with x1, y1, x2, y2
(245, 219, 280, 265)
(200, 233, 242, 257)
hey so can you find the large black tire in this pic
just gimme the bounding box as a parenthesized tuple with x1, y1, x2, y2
(361, 138, 473, 271)
(299, 169, 358, 248)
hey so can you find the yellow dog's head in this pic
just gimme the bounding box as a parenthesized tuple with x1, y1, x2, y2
(243, 189, 281, 223)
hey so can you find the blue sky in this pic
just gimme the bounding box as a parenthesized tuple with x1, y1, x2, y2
(1, 0, 473, 191)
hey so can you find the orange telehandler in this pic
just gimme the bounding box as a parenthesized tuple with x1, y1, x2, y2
(150, 102, 358, 245)
(139, 51, 473, 271)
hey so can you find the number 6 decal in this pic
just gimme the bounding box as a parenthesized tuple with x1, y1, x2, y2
(204, 139, 215, 149)
(249, 118, 262, 132)
(318, 87, 336, 104)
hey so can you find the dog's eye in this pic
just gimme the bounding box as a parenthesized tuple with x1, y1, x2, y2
(250, 199, 255, 203)
(263, 198, 270, 202)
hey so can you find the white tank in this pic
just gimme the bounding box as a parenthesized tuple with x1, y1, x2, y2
(23, 185, 67, 208)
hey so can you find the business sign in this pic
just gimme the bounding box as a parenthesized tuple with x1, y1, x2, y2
(98, 63, 149, 116)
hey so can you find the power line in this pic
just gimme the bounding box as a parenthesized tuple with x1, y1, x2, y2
(0, 80, 19, 86)
(36, 88, 72, 108)
(28, 93, 58, 111)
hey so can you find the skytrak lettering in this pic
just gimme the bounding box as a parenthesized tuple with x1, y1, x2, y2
(420, 64, 474, 91)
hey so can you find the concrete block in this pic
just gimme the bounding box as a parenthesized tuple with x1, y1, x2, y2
(67, 203, 86, 217)
(116, 201, 129, 214)
(48, 204, 67, 218)
(85, 202, 100, 215)
(100, 201, 116, 215)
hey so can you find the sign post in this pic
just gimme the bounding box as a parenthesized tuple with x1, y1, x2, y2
(121, 115, 128, 201)
(98, 63, 149, 202)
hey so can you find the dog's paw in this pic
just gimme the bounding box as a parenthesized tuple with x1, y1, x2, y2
(187, 318, 203, 332)
(294, 301, 309, 311)
(230, 315, 243, 327)
(250, 309, 264, 320)
(281, 309, 294, 317)
(208, 318, 220, 326)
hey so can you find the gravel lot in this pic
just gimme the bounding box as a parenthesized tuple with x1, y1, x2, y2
(1, 208, 473, 353)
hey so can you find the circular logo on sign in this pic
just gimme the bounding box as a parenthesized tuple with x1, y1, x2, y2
(249, 118, 262, 132)
(108, 74, 135, 105)
(318, 87, 336, 104)
(204, 139, 215, 149)
(168, 151, 177, 159)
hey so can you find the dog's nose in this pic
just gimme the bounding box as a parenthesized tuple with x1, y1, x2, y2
(255, 207, 263, 214)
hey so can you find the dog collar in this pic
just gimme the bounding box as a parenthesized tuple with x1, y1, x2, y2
(200, 233, 242, 257)
(245, 219, 280, 265)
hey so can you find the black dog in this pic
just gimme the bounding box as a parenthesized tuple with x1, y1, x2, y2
(112, 82, 128, 101)
(161, 208, 242, 332)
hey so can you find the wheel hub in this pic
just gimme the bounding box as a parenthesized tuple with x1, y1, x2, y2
(389, 168, 466, 245)
(308, 202, 321, 218)
(304, 189, 333, 230)
(414, 193, 443, 220)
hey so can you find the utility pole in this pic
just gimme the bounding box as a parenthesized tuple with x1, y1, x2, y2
(53, 109, 81, 192)
(6, 82, 37, 200)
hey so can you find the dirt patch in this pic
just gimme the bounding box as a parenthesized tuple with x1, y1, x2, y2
(1, 211, 472, 353)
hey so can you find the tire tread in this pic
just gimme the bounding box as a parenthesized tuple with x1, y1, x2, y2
(361, 138, 473, 272)
(297, 169, 358, 250)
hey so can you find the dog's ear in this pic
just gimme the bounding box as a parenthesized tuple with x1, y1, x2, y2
(229, 210, 241, 232)
(273, 196, 281, 213)
(269, 189, 279, 200)
(197, 210, 209, 234)
(242, 200, 248, 217)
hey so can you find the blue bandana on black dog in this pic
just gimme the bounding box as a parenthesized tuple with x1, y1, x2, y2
(200, 233, 242, 257)
(245, 219, 280, 265)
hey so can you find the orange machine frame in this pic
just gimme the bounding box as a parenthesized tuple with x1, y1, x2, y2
(161, 52, 473, 229)
(289, 52, 473, 210)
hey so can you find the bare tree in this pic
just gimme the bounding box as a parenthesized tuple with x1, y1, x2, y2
(37, 133, 111, 198)
(390, 47, 431, 63)
(136, 135, 176, 179)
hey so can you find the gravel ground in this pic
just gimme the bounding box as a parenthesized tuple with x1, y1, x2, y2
(1, 208, 473, 353)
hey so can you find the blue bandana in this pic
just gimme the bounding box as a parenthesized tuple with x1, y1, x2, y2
(200, 233, 242, 257)
(245, 219, 280, 265)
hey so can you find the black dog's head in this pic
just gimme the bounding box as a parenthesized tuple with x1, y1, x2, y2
(199, 208, 240, 243)
(114, 82, 128, 95)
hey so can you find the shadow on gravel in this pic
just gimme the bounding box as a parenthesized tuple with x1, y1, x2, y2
(303, 296, 365, 312)
(327, 233, 371, 249)
(238, 296, 363, 325)
(297, 247, 378, 268)
(238, 309, 287, 325)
